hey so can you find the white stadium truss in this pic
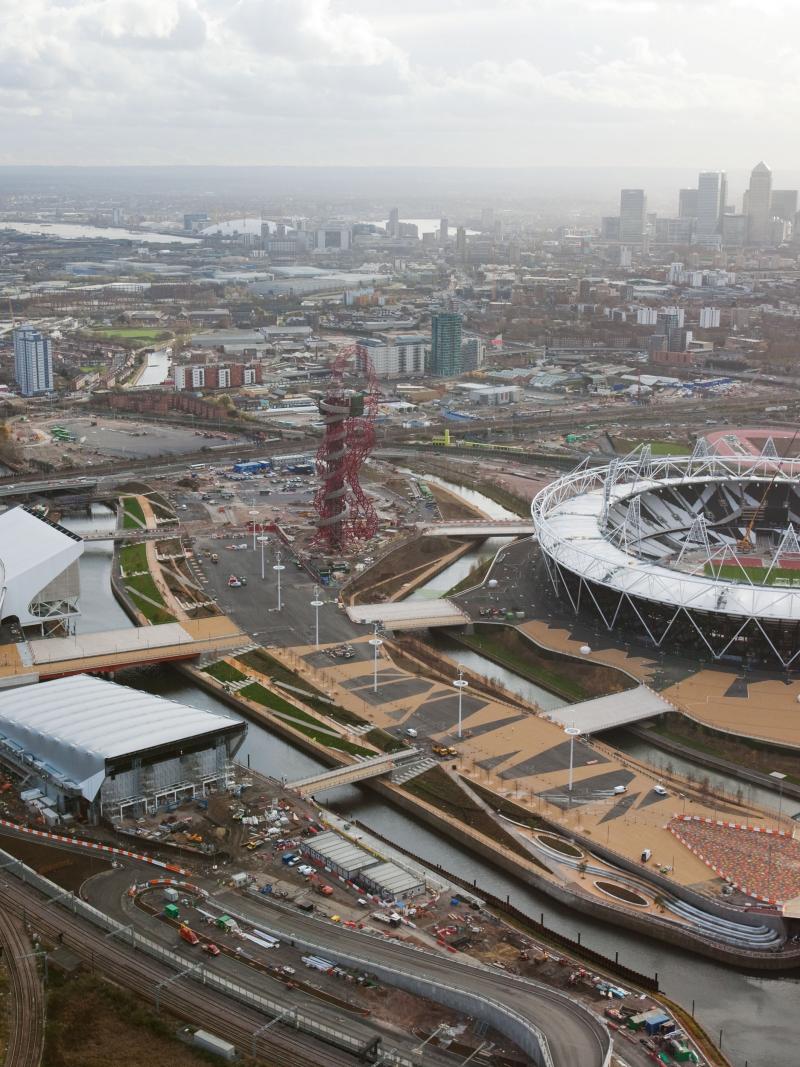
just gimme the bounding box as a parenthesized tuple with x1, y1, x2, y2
(532, 445, 800, 669)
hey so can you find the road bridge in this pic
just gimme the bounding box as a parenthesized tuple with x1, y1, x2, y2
(286, 749, 421, 796)
(1, 619, 245, 683)
(418, 519, 536, 537)
(81, 527, 172, 542)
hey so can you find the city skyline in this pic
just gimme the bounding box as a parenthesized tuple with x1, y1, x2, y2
(1, 0, 799, 167)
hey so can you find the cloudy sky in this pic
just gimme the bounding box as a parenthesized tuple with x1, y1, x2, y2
(0, 0, 797, 168)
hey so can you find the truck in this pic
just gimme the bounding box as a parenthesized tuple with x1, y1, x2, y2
(164, 903, 180, 920)
(179, 924, 199, 946)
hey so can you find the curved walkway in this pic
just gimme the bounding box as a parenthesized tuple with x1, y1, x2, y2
(0, 908, 44, 1067)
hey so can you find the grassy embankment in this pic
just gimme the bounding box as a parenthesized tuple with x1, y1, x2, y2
(44, 970, 221, 1067)
(203, 658, 384, 759)
(120, 496, 146, 530)
(89, 328, 171, 343)
(648, 715, 800, 786)
(452, 625, 592, 702)
(401, 765, 548, 870)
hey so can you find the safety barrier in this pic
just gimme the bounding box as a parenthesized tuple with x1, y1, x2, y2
(0, 818, 190, 875)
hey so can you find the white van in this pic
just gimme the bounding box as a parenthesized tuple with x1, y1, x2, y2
(405, 728, 418, 738)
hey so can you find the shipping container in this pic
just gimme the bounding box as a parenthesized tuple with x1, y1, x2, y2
(191, 1029, 236, 1061)
(164, 903, 180, 920)
(163, 887, 179, 903)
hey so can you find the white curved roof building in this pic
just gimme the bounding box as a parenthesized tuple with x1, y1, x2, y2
(0, 674, 245, 819)
(0, 506, 83, 630)
(533, 448, 800, 669)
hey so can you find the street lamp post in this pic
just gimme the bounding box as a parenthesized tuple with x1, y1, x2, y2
(310, 586, 323, 647)
(273, 551, 285, 611)
(770, 770, 787, 821)
(565, 725, 581, 799)
(249, 510, 259, 552)
(369, 623, 383, 694)
(453, 663, 469, 740)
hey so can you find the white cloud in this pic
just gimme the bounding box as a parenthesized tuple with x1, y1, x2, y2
(0, 0, 797, 165)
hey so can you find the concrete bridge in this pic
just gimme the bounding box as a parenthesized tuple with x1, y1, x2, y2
(417, 519, 536, 537)
(286, 748, 421, 796)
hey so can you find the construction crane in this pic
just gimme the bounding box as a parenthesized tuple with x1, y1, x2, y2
(737, 428, 800, 552)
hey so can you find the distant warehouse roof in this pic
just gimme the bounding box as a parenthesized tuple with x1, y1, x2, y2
(0, 675, 244, 802)
(302, 830, 376, 878)
(360, 861, 424, 898)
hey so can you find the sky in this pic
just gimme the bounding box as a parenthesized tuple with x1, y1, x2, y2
(0, 0, 798, 169)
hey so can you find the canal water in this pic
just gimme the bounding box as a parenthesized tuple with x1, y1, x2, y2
(71, 484, 797, 1067)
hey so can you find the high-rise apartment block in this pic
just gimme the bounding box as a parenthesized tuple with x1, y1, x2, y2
(430, 313, 463, 377)
(387, 207, 399, 238)
(13, 325, 53, 396)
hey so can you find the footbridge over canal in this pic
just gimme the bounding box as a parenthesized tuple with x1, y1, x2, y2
(286, 748, 422, 796)
(417, 519, 536, 537)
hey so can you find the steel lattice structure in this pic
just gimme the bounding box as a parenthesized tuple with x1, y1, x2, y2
(532, 446, 800, 669)
(312, 346, 379, 552)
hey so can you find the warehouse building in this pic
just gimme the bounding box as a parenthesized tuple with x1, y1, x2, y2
(301, 830, 376, 882)
(301, 830, 425, 900)
(0, 675, 246, 820)
(357, 861, 424, 900)
(0, 505, 83, 634)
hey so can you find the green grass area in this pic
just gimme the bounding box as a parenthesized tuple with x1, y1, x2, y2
(121, 496, 146, 529)
(704, 562, 800, 587)
(365, 728, 407, 753)
(235, 648, 328, 700)
(648, 718, 800, 786)
(90, 328, 171, 342)
(468, 779, 547, 831)
(276, 716, 377, 757)
(203, 660, 247, 684)
(402, 765, 547, 868)
(125, 572, 165, 604)
(126, 591, 174, 626)
(119, 542, 149, 574)
(613, 438, 691, 456)
(454, 628, 590, 702)
(447, 557, 493, 596)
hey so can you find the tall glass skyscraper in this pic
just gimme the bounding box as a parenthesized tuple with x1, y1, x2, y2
(696, 172, 726, 237)
(13, 325, 53, 396)
(746, 161, 772, 245)
(430, 312, 463, 377)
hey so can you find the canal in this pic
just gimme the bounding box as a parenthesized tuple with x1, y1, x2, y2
(72, 487, 797, 1067)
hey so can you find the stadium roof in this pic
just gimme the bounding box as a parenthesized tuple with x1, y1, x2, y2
(0, 504, 80, 586)
(534, 457, 800, 622)
(0, 675, 244, 802)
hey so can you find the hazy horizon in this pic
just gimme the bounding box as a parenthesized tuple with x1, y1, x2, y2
(1, 1, 797, 172)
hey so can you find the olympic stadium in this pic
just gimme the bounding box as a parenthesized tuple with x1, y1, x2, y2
(532, 436, 800, 670)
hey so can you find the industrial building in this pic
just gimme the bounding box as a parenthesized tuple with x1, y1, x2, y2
(300, 830, 425, 899)
(0, 506, 83, 634)
(0, 675, 246, 820)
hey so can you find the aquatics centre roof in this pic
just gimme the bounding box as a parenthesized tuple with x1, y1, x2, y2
(0, 674, 244, 801)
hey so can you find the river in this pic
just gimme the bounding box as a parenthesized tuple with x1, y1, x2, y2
(1, 221, 198, 244)
(68, 486, 798, 1067)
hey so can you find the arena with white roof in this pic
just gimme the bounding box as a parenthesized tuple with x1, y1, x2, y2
(0, 674, 246, 820)
(532, 441, 800, 669)
(0, 505, 83, 632)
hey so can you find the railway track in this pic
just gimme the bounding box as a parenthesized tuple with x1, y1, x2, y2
(0, 908, 44, 1067)
(0, 878, 357, 1067)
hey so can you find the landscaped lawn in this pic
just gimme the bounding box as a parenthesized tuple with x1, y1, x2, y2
(126, 591, 174, 626)
(120, 542, 149, 574)
(125, 573, 166, 606)
(203, 660, 247, 685)
(121, 496, 146, 529)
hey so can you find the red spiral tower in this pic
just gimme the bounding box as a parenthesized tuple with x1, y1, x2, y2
(312, 345, 379, 553)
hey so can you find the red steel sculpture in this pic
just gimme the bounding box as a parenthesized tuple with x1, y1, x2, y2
(312, 345, 379, 551)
